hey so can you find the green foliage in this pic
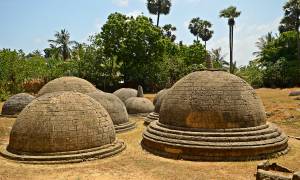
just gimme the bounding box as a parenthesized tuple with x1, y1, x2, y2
(236, 60, 263, 88)
(219, 6, 241, 19)
(247, 31, 300, 87)
(279, 0, 300, 33)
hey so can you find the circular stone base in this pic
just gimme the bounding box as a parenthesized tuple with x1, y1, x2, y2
(0, 114, 17, 118)
(144, 112, 159, 125)
(115, 121, 136, 133)
(0, 139, 125, 164)
(141, 121, 289, 161)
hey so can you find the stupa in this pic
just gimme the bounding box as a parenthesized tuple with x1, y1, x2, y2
(142, 70, 288, 161)
(37, 76, 96, 97)
(0, 92, 125, 163)
(87, 91, 136, 133)
(113, 88, 138, 103)
(125, 86, 154, 116)
(144, 89, 169, 125)
(1, 93, 35, 117)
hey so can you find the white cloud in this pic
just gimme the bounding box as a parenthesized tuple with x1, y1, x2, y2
(113, 0, 129, 7)
(208, 17, 281, 66)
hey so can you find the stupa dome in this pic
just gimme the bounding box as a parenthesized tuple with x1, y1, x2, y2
(37, 76, 96, 97)
(1, 92, 125, 163)
(113, 88, 137, 103)
(125, 97, 154, 115)
(86, 91, 136, 133)
(142, 71, 288, 161)
(144, 89, 169, 125)
(1, 93, 35, 117)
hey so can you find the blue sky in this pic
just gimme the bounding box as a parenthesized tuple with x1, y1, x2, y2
(0, 0, 286, 65)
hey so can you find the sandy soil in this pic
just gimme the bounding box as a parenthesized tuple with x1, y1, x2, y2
(0, 88, 299, 180)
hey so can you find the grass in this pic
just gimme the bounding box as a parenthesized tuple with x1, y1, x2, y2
(0, 88, 299, 180)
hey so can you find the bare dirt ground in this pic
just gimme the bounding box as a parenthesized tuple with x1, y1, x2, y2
(0, 88, 299, 180)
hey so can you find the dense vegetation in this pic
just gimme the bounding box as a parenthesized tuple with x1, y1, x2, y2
(1, 0, 300, 101)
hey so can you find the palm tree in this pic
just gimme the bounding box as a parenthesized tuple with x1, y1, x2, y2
(188, 18, 213, 49)
(162, 24, 176, 42)
(48, 29, 76, 61)
(147, 0, 172, 27)
(199, 20, 213, 50)
(253, 32, 275, 58)
(188, 17, 201, 42)
(219, 6, 241, 73)
(210, 48, 229, 69)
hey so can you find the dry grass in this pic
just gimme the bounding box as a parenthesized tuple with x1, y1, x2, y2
(0, 89, 299, 180)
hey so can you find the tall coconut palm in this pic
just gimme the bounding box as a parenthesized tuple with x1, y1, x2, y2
(219, 6, 241, 73)
(147, 0, 172, 27)
(48, 29, 76, 61)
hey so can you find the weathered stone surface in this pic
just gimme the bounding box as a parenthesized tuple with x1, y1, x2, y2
(289, 91, 300, 96)
(137, 85, 144, 97)
(125, 97, 154, 115)
(256, 169, 291, 180)
(37, 76, 96, 97)
(293, 172, 300, 180)
(142, 70, 289, 161)
(144, 89, 169, 125)
(113, 88, 137, 103)
(160, 71, 266, 129)
(1, 92, 125, 163)
(1, 93, 35, 117)
(86, 91, 135, 133)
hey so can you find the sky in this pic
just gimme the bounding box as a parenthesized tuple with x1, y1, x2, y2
(0, 0, 286, 66)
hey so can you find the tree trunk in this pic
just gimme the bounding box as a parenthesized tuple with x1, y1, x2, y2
(231, 25, 234, 73)
(204, 41, 207, 51)
(229, 25, 233, 73)
(297, 28, 300, 62)
(156, 12, 160, 27)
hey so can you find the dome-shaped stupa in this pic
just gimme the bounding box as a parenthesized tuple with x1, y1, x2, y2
(37, 76, 96, 97)
(1, 93, 35, 117)
(125, 97, 154, 116)
(144, 89, 168, 125)
(87, 91, 136, 133)
(113, 88, 138, 103)
(124, 86, 154, 116)
(142, 71, 288, 161)
(0, 92, 125, 163)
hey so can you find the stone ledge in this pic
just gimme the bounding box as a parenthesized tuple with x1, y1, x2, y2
(0, 139, 125, 164)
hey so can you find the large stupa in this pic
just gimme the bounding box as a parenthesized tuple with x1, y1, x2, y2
(142, 70, 288, 161)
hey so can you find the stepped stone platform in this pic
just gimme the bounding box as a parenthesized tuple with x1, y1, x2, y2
(0, 92, 125, 164)
(1, 93, 35, 118)
(141, 70, 289, 161)
(87, 91, 136, 133)
(37, 76, 96, 97)
(145, 89, 168, 125)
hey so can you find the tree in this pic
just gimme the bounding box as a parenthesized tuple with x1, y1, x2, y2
(210, 48, 228, 69)
(219, 6, 241, 73)
(279, 0, 300, 61)
(199, 21, 213, 50)
(162, 24, 176, 42)
(188, 18, 213, 49)
(188, 17, 201, 42)
(48, 29, 76, 61)
(97, 13, 166, 88)
(147, 0, 171, 27)
(253, 32, 275, 58)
